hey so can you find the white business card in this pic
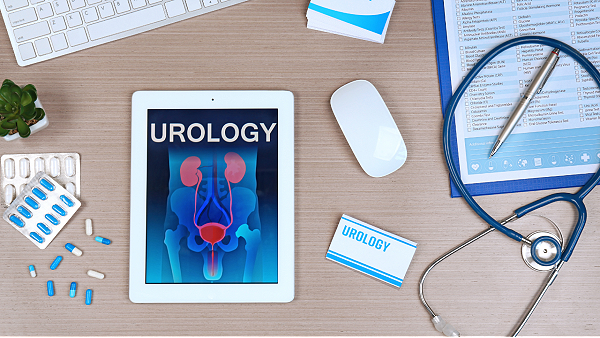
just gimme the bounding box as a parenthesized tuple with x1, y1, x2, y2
(326, 214, 417, 287)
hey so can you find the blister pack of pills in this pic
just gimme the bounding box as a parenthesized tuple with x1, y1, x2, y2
(1, 153, 80, 207)
(3, 172, 81, 249)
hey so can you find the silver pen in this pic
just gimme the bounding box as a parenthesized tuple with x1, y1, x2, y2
(489, 48, 560, 158)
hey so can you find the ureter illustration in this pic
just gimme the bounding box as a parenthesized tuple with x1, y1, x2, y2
(164, 148, 262, 283)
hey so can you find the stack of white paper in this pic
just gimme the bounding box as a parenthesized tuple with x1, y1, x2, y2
(306, 0, 396, 44)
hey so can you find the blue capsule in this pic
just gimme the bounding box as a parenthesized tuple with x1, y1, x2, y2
(9, 214, 24, 227)
(85, 289, 92, 305)
(24, 196, 39, 209)
(47, 281, 54, 296)
(60, 195, 74, 207)
(29, 232, 44, 243)
(70, 282, 77, 298)
(95, 236, 111, 245)
(40, 178, 55, 191)
(32, 188, 47, 200)
(45, 214, 59, 225)
(17, 206, 32, 218)
(28, 265, 36, 277)
(52, 204, 67, 216)
(50, 256, 62, 270)
(37, 222, 51, 235)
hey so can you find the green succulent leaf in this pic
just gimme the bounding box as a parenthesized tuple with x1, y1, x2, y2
(34, 108, 45, 120)
(10, 85, 21, 96)
(5, 103, 12, 112)
(10, 93, 19, 106)
(21, 91, 32, 106)
(0, 125, 8, 137)
(21, 103, 35, 119)
(16, 118, 30, 138)
(22, 84, 36, 93)
(1, 119, 16, 130)
(0, 86, 12, 102)
(2, 79, 15, 87)
(25, 89, 36, 103)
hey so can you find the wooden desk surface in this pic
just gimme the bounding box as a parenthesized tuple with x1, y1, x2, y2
(1, 0, 599, 335)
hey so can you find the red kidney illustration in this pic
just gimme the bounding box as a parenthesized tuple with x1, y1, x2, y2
(224, 152, 246, 183)
(180, 156, 202, 187)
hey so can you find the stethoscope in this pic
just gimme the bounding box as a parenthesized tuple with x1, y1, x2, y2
(419, 36, 600, 336)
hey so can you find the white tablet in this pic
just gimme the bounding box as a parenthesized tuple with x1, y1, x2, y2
(129, 91, 294, 303)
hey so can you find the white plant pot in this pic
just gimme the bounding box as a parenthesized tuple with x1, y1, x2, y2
(3, 99, 48, 141)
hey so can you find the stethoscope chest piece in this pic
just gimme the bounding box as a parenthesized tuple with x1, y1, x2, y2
(521, 231, 562, 272)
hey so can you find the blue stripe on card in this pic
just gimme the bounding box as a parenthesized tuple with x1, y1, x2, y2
(327, 251, 403, 287)
(308, 3, 391, 35)
(342, 216, 417, 248)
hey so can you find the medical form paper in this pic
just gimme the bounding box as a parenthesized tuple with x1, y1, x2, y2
(433, 0, 600, 196)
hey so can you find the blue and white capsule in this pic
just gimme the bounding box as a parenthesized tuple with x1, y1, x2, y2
(70, 282, 77, 298)
(50, 255, 62, 270)
(85, 289, 92, 305)
(65, 243, 83, 256)
(28, 265, 36, 277)
(95, 236, 111, 245)
(47, 281, 54, 296)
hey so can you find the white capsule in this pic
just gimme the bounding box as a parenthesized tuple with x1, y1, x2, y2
(87, 270, 105, 280)
(65, 156, 75, 177)
(34, 157, 45, 174)
(19, 158, 29, 178)
(4, 158, 14, 179)
(49, 157, 60, 177)
(85, 219, 93, 236)
(4, 184, 15, 205)
(65, 182, 76, 195)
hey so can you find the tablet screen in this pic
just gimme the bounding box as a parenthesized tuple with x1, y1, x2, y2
(145, 108, 278, 284)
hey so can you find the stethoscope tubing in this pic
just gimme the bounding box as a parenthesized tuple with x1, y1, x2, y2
(443, 36, 600, 262)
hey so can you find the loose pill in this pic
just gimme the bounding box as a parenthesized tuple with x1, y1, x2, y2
(19, 158, 29, 178)
(4, 184, 15, 205)
(4, 158, 14, 179)
(47, 281, 54, 296)
(28, 265, 36, 277)
(95, 236, 111, 245)
(85, 289, 92, 305)
(9, 214, 24, 227)
(40, 178, 55, 191)
(70, 282, 77, 298)
(45, 214, 59, 225)
(24, 196, 39, 209)
(52, 204, 67, 216)
(65, 182, 75, 195)
(50, 256, 62, 270)
(34, 157, 45, 174)
(37, 222, 51, 235)
(32, 187, 47, 200)
(29, 232, 44, 243)
(87, 270, 104, 279)
(65, 156, 76, 177)
(85, 219, 93, 236)
(17, 205, 32, 218)
(60, 195, 74, 207)
(49, 157, 60, 177)
(65, 243, 82, 256)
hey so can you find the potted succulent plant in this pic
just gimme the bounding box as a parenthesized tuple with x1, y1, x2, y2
(0, 79, 47, 141)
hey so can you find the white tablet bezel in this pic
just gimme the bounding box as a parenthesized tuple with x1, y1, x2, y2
(129, 90, 294, 303)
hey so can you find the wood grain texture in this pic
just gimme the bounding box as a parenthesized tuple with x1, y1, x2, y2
(1, 0, 599, 335)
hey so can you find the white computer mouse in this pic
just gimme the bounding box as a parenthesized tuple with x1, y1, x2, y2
(330, 80, 407, 177)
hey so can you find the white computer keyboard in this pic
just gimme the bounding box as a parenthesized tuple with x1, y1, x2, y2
(0, 0, 248, 66)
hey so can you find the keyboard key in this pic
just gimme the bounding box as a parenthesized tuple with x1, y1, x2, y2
(165, 0, 185, 17)
(130, 0, 145, 9)
(4, 0, 28, 11)
(66, 27, 87, 45)
(66, 11, 82, 27)
(34, 37, 52, 55)
(18, 42, 36, 60)
(82, 7, 98, 22)
(50, 33, 67, 50)
(52, 0, 69, 14)
(14, 21, 50, 42)
(50, 16, 66, 31)
(148, 0, 161, 5)
(9, 7, 37, 27)
(202, 0, 217, 6)
(37, 3, 53, 19)
(87, 5, 165, 40)
(87, 0, 101, 4)
(97, 2, 114, 18)
(69, 0, 85, 8)
(114, 0, 130, 13)
(30, 0, 45, 4)
(184, 0, 201, 11)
